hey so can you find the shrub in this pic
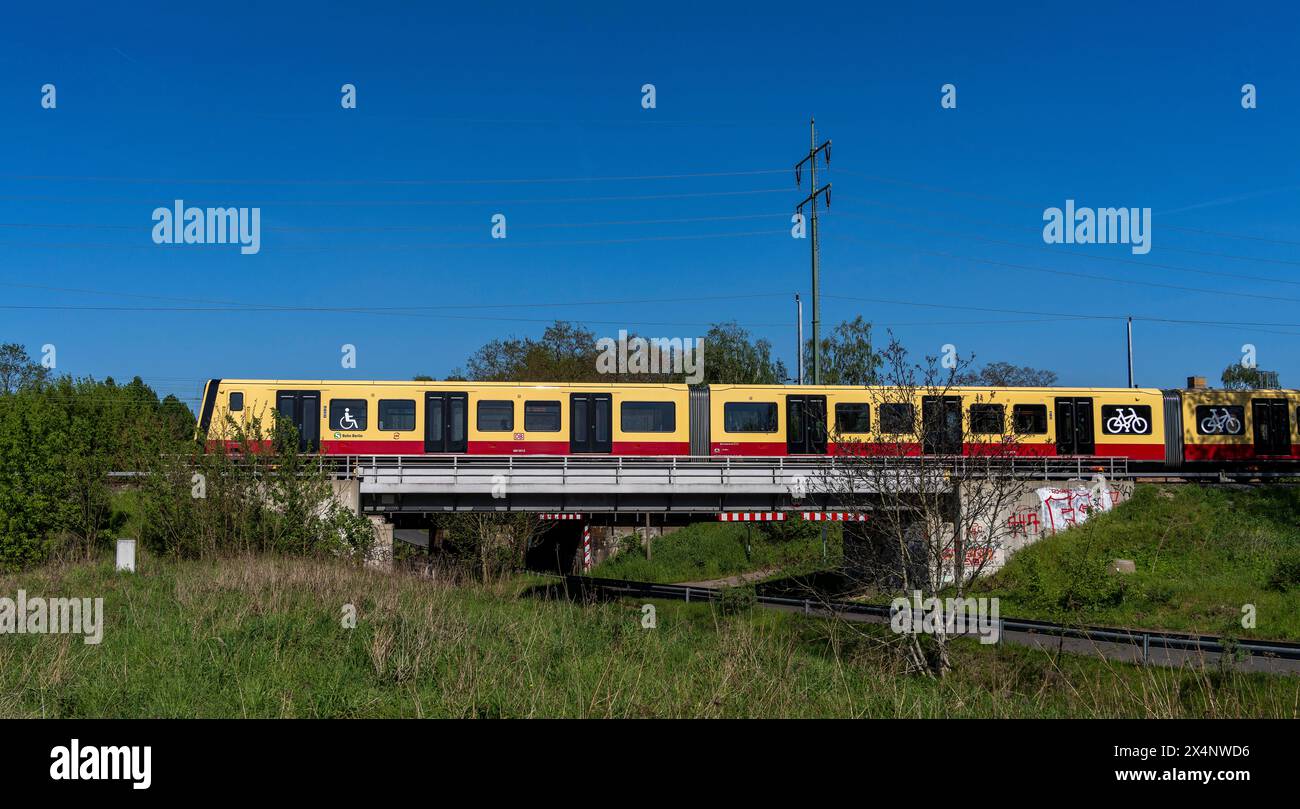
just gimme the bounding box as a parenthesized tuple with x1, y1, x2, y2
(1012, 544, 1126, 615)
(719, 584, 757, 615)
(136, 412, 375, 561)
(1266, 551, 1300, 592)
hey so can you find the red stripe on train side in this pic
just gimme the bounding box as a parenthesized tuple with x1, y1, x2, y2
(312, 439, 688, 455)
(612, 441, 690, 455)
(210, 439, 274, 453)
(711, 442, 787, 456)
(1093, 443, 1166, 460)
(464, 440, 687, 455)
(1185, 443, 1300, 461)
(319, 440, 426, 454)
(467, 440, 570, 455)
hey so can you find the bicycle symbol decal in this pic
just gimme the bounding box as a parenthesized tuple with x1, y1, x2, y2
(1105, 407, 1149, 434)
(1199, 407, 1242, 435)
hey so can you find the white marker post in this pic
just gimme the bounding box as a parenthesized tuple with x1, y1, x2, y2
(116, 539, 136, 573)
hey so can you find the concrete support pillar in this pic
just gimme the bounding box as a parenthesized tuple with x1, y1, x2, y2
(331, 478, 360, 515)
(366, 516, 393, 571)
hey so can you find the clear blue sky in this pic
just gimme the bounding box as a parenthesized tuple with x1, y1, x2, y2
(3, 1, 1299, 410)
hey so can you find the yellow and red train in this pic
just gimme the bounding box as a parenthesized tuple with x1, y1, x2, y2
(198, 379, 1300, 469)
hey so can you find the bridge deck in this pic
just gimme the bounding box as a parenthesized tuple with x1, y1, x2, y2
(332, 455, 1131, 514)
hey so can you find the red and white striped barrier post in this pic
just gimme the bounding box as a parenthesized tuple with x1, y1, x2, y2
(717, 512, 786, 522)
(581, 524, 592, 573)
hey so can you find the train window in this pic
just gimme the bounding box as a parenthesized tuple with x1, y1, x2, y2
(477, 400, 514, 432)
(329, 399, 368, 431)
(970, 404, 1004, 434)
(595, 402, 611, 442)
(378, 399, 416, 432)
(1100, 404, 1152, 435)
(228, 392, 244, 412)
(724, 402, 777, 433)
(835, 403, 870, 433)
(1012, 404, 1048, 434)
(525, 400, 561, 432)
(622, 401, 676, 432)
(1194, 405, 1245, 436)
(879, 403, 914, 434)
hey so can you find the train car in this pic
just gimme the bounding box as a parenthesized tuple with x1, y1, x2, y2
(1174, 387, 1300, 467)
(198, 379, 690, 455)
(705, 384, 1167, 460)
(198, 378, 1300, 469)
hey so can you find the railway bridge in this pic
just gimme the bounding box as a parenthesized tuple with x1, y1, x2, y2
(325, 454, 1139, 575)
(333, 454, 1133, 515)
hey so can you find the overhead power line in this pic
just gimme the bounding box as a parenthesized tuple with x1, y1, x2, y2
(830, 208, 1300, 288)
(833, 198, 1300, 269)
(834, 234, 1300, 307)
(6, 277, 1300, 335)
(0, 168, 790, 187)
(0, 211, 793, 234)
(822, 293, 1300, 335)
(833, 168, 1300, 249)
(0, 281, 794, 311)
(0, 187, 790, 208)
(0, 228, 791, 252)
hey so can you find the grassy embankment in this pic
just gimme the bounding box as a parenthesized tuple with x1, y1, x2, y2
(973, 485, 1300, 641)
(1, 552, 1296, 718)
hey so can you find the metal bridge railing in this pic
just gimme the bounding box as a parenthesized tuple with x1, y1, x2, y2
(322, 454, 1130, 493)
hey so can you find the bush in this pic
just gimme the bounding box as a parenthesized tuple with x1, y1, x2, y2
(1266, 551, 1300, 592)
(1052, 548, 1127, 611)
(136, 412, 374, 562)
(718, 584, 757, 615)
(1010, 544, 1125, 615)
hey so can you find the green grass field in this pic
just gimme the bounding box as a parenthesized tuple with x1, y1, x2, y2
(1, 553, 1296, 718)
(590, 520, 843, 583)
(973, 485, 1300, 641)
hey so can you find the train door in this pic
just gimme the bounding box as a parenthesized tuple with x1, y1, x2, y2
(570, 393, 612, 454)
(423, 391, 467, 453)
(921, 396, 962, 454)
(786, 395, 828, 454)
(1054, 397, 1095, 455)
(1251, 398, 1291, 456)
(275, 390, 320, 452)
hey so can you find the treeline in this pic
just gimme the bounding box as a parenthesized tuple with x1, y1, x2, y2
(423, 319, 1056, 387)
(0, 344, 373, 571)
(441, 321, 791, 384)
(0, 361, 193, 570)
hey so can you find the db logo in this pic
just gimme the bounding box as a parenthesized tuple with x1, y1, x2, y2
(514, 433, 525, 440)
